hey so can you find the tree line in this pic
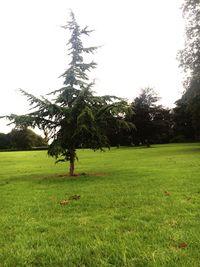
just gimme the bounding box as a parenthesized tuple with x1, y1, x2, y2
(106, 86, 198, 147)
(0, 128, 47, 150)
(0, 84, 196, 150)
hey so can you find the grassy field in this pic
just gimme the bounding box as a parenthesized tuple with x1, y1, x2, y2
(0, 143, 200, 267)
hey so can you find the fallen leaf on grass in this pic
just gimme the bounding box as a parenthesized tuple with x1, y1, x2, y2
(69, 195, 81, 200)
(60, 194, 81, 205)
(178, 242, 188, 249)
(60, 200, 70, 205)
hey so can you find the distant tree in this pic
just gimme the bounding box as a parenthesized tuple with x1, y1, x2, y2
(8, 128, 46, 150)
(131, 88, 161, 147)
(177, 0, 200, 140)
(150, 107, 173, 144)
(0, 129, 46, 150)
(172, 99, 195, 142)
(130, 88, 173, 146)
(4, 11, 133, 175)
(0, 133, 11, 149)
(9, 128, 32, 149)
(105, 105, 134, 147)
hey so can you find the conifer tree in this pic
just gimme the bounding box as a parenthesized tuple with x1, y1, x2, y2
(4, 11, 133, 176)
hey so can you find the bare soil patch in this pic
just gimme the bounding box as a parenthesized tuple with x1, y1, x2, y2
(35, 172, 107, 180)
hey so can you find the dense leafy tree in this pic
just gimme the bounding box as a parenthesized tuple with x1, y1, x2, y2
(178, 0, 200, 140)
(8, 128, 46, 150)
(178, 0, 200, 84)
(4, 11, 133, 175)
(0, 129, 46, 150)
(0, 133, 11, 149)
(130, 88, 160, 146)
(172, 99, 195, 142)
(150, 107, 173, 144)
(105, 107, 134, 147)
(130, 88, 173, 146)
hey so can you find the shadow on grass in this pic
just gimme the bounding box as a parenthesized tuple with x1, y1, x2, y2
(39, 172, 108, 181)
(178, 146, 200, 154)
(1, 172, 110, 186)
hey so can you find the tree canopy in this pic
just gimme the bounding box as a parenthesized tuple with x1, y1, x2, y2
(130, 88, 172, 146)
(177, 0, 200, 140)
(0, 128, 46, 150)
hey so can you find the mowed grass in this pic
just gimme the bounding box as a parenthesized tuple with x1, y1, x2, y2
(0, 144, 200, 267)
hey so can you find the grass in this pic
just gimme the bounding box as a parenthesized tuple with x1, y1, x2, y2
(0, 143, 200, 266)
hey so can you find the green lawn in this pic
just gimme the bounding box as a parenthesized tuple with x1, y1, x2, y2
(0, 144, 200, 267)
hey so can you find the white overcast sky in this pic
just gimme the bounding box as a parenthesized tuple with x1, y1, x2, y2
(0, 0, 185, 133)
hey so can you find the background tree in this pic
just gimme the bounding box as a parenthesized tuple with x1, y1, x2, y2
(8, 128, 47, 150)
(130, 88, 173, 146)
(131, 88, 159, 146)
(0, 133, 11, 149)
(172, 98, 195, 142)
(0, 129, 46, 150)
(4, 11, 133, 175)
(177, 0, 200, 140)
(150, 106, 173, 144)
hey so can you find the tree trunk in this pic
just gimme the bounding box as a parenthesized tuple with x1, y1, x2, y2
(145, 139, 151, 148)
(69, 149, 75, 176)
(69, 158, 75, 176)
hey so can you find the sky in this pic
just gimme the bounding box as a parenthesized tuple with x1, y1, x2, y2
(0, 0, 185, 133)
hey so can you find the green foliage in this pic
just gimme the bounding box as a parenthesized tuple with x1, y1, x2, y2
(178, 0, 200, 83)
(172, 99, 195, 142)
(0, 133, 10, 149)
(131, 88, 172, 146)
(0, 129, 47, 150)
(177, 0, 200, 140)
(1, 144, 200, 266)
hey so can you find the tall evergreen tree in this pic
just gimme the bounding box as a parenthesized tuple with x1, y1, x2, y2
(4, 11, 133, 175)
